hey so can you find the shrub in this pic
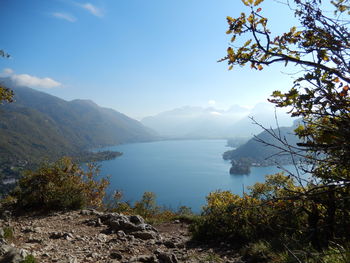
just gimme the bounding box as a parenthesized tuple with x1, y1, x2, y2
(3, 227, 14, 241)
(133, 192, 159, 218)
(190, 172, 350, 261)
(12, 157, 109, 212)
(20, 255, 37, 263)
(191, 173, 330, 245)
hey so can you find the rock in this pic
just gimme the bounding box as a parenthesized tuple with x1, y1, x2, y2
(126, 235, 135, 242)
(57, 255, 79, 263)
(110, 251, 123, 260)
(68, 256, 78, 263)
(155, 251, 178, 263)
(116, 230, 126, 238)
(96, 218, 103, 227)
(129, 215, 145, 225)
(27, 235, 43, 244)
(49, 232, 74, 240)
(97, 233, 107, 242)
(80, 210, 91, 216)
(163, 240, 176, 248)
(50, 232, 63, 239)
(80, 209, 103, 216)
(100, 213, 157, 234)
(130, 254, 156, 262)
(86, 252, 99, 258)
(132, 231, 157, 240)
(64, 233, 74, 241)
(0, 247, 28, 263)
(0, 241, 12, 256)
(176, 243, 185, 249)
(0, 229, 4, 239)
(0, 210, 11, 220)
(33, 227, 43, 233)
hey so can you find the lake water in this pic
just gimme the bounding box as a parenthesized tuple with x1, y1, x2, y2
(98, 140, 295, 213)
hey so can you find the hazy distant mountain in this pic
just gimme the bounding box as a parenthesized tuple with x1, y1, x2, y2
(225, 103, 293, 137)
(141, 105, 250, 138)
(141, 103, 293, 139)
(0, 78, 157, 168)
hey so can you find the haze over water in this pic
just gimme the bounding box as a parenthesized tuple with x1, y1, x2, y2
(99, 140, 293, 213)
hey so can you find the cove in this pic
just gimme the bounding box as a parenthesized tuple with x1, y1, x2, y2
(98, 140, 295, 213)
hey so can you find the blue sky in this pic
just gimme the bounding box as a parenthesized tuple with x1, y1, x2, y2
(0, 0, 298, 119)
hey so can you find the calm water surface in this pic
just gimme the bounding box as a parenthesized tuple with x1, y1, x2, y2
(98, 140, 293, 213)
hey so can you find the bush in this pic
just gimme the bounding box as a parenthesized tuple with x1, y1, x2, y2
(134, 192, 159, 218)
(3, 227, 13, 241)
(12, 157, 109, 212)
(190, 172, 350, 262)
(20, 255, 37, 263)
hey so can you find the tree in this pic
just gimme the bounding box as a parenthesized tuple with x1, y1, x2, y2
(0, 85, 13, 104)
(222, 0, 350, 174)
(217, 0, 350, 248)
(0, 49, 13, 104)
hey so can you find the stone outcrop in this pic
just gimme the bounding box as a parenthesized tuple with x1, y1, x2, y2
(0, 210, 242, 263)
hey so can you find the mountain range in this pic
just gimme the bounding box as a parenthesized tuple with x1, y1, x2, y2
(141, 103, 293, 139)
(0, 78, 157, 175)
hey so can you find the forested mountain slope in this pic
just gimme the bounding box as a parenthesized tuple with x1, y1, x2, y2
(0, 78, 157, 172)
(223, 124, 301, 167)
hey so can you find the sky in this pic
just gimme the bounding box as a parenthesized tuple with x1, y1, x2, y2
(0, 0, 300, 119)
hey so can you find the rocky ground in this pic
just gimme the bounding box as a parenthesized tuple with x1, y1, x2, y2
(0, 210, 243, 263)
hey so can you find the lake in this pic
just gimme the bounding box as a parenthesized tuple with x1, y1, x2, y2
(98, 140, 295, 213)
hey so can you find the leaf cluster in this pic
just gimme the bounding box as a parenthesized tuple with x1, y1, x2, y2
(11, 157, 109, 212)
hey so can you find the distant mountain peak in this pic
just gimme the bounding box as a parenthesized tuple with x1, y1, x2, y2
(141, 103, 293, 139)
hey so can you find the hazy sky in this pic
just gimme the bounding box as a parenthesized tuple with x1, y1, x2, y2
(0, 0, 299, 119)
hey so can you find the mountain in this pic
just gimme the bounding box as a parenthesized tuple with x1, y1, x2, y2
(0, 78, 157, 172)
(223, 121, 302, 174)
(225, 103, 293, 137)
(141, 103, 293, 139)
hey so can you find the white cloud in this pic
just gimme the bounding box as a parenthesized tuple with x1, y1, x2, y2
(79, 3, 104, 17)
(210, 111, 222, 116)
(12, 74, 61, 89)
(1, 68, 61, 89)
(208, 100, 216, 106)
(52, 12, 77, 22)
(3, 68, 14, 75)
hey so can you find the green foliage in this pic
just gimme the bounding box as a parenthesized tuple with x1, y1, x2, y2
(134, 192, 159, 218)
(191, 173, 350, 262)
(0, 50, 13, 104)
(222, 0, 350, 185)
(0, 85, 13, 104)
(191, 174, 305, 244)
(217, 0, 350, 258)
(240, 241, 275, 263)
(12, 157, 109, 212)
(177, 205, 193, 216)
(0, 85, 156, 179)
(107, 191, 189, 224)
(3, 227, 14, 241)
(20, 255, 37, 263)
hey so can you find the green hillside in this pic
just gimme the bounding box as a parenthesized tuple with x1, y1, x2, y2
(0, 79, 158, 179)
(223, 124, 302, 173)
